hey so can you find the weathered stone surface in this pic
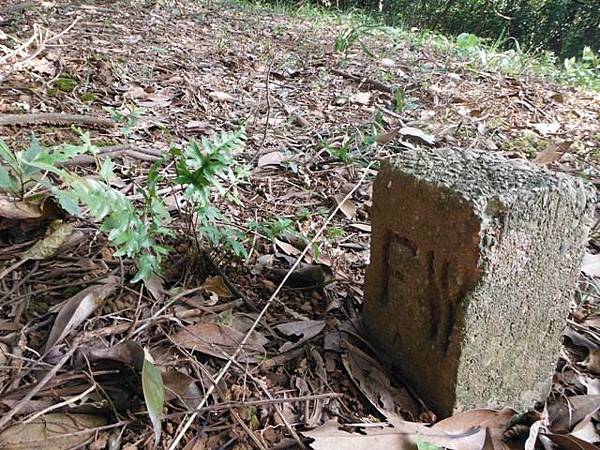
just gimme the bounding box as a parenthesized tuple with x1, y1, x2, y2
(364, 147, 596, 417)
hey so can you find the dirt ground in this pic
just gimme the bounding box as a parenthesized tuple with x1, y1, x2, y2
(0, 0, 599, 448)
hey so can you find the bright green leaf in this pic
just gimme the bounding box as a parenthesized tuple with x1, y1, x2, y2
(142, 349, 164, 446)
(0, 140, 18, 170)
(0, 166, 17, 192)
(99, 157, 114, 180)
(416, 438, 443, 450)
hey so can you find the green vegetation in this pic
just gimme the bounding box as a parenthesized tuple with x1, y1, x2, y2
(0, 129, 249, 282)
(373, 0, 599, 60)
(237, 0, 600, 90)
(53, 77, 77, 93)
(249, 217, 297, 241)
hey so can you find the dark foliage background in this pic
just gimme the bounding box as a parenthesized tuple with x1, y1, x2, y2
(329, 0, 599, 59)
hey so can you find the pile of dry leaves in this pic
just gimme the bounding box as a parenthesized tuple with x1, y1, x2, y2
(0, 0, 599, 448)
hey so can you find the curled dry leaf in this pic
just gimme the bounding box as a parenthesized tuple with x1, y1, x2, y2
(0, 413, 107, 450)
(583, 349, 600, 375)
(571, 411, 600, 445)
(163, 370, 202, 410)
(276, 319, 326, 352)
(45, 276, 118, 352)
(399, 127, 436, 146)
(333, 193, 357, 219)
(170, 322, 266, 363)
(533, 141, 571, 166)
(546, 395, 600, 434)
(257, 151, 284, 168)
(275, 238, 302, 256)
(200, 275, 232, 298)
(143, 274, 165, 302)
(22, 221, 73, 260)
(431, 407, 518, 450)
(350, 92, 371, 105)
(340, 339, 420, 420)
(540, 432, 600, 450)
(303, 419, 422, 450)
(78, 340, 145, 370)
(304, 419, 487, 450)
(531, 122, 560, 136)
(0, 195, 64, 227)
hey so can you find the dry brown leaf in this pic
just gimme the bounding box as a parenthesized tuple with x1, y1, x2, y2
(349, 223, 371, 232)
(22, 221, 73, 260)
(571, 412, 600, 445)
(170, 322, 265, 363)
(333, 194, 357, 219)
(350, 92, 371, 105)
(276, 319, 326, 352)
(24, 57, 56, 76)
(540, 432, 600, 450)
(399, 127, 436, 145)
(432, 407, 518, 450)
(0, 196, 64, 229)
(303, 420, 421, 450)
(304, 419, 486, 450)
(0, 413, 107, 450)
(163, 371, 194, 400)
(275, 239, 302, 256)
(533, 147, 563, 166)
(533, 141, 572, 166)
(209, 91, 235, 102)
(582, 253, 600, 277)
(375, 128, 401, 145)
(547, 395, 600, 434)
(583, 349, 600, 375)
(200, 275, 232, 298)
(143, 274, 164, 302)
(531, 122, 560, 135)
(79, 340, 145, 370)
(257, 151, 284, 168)
(45, 276, 117, 352)
(0, 197, 43, 220)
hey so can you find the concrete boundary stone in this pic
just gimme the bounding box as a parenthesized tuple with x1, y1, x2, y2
(363, 147, 596, 416)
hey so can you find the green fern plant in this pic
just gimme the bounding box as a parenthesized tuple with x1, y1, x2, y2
(0, 127, 249, 282)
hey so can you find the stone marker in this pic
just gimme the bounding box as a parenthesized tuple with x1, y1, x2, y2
(364, 147, 596, 417)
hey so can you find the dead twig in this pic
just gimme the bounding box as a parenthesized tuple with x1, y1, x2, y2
(202, 250, 259, 312)
(257, 54, 275, 157)
(0, 17, 80, 82)
(0, 336, 82, 431)
(330, 68, 394, 94)
(164, 392, 343, 417)
(23, 383, 97, 423)
(0, 112, 114, 129)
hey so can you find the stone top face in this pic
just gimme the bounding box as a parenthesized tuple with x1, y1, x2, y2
(386, 147, 594, 216)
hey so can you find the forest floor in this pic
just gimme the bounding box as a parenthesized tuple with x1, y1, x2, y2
(0, 0, 599, 449)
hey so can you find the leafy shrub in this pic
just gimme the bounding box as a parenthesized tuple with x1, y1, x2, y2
(0, 129, 248, 281)
(332, 0, 599, 60)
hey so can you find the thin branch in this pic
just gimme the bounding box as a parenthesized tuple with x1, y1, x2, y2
(0, 336, 82, 431)
(23, 383, 97, 423)
(257, 55, 275, 156)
